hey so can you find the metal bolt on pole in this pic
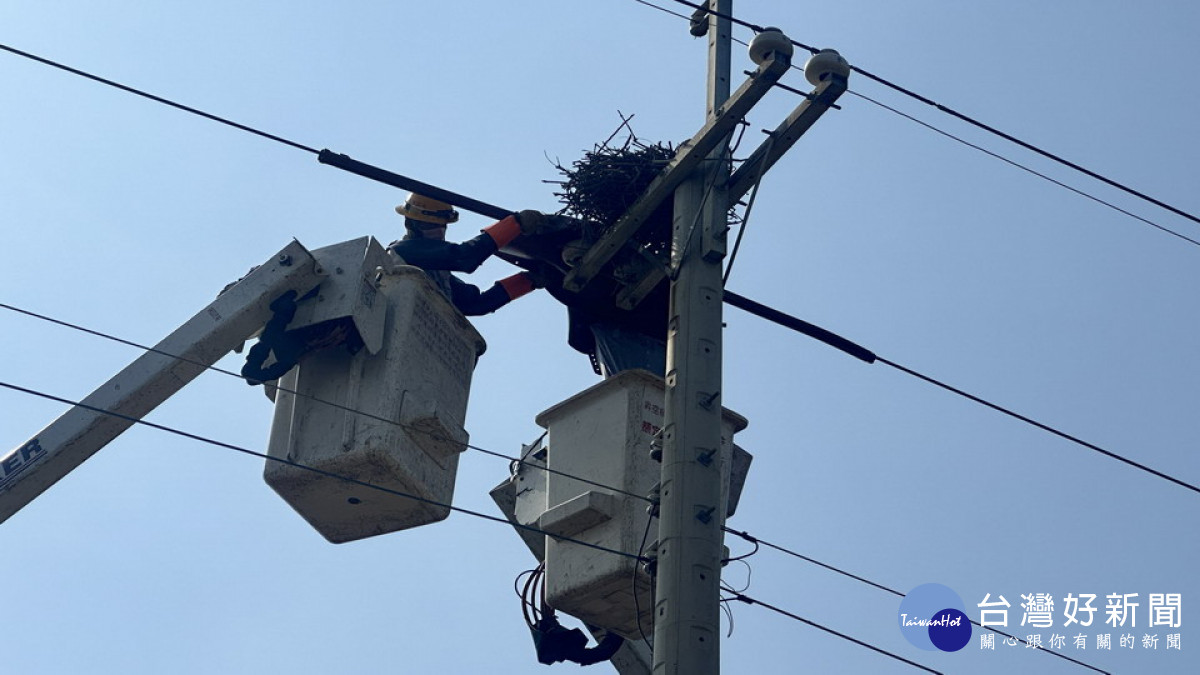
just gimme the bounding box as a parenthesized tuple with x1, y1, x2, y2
(652, 2, 732, 673)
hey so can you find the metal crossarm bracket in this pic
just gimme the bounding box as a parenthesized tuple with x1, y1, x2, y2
(616, 75, 848, 308)
(725, 74, 848, 204)
(561, 50, 792, 293)
(615, 247, 670, 310)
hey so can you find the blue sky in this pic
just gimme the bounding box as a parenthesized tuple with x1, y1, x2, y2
(2, 2, 1197, 673)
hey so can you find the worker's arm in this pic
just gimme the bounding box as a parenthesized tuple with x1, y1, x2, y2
(389, 213, 534, 274)
(451, 273, 537, 316)
(389, 233, 497, 274)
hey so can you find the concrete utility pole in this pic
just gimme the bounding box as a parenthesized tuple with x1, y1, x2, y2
(652, 2, 732, 673)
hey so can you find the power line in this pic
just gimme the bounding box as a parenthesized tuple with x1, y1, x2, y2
(724, 591, 944, 674)
(639, 0, 1198, 248)
(8, 271, 1195, 509)
(739, 33, 1190, 249)
(0, 43, 318, 155)
(641, 0, 1197, 246)
(845, 90, 1200, 248)
(0, 378, 649, 564)
(630, 0, 692, 22)
(722, 290, 1200, 496)
(875, 355, 1200, 495)
(723, 527, 1111, 674)
(0, 42, 512, 226)
(658, 0, 1200, 229)
(4, 36, 1193, 251)
(0, 301, 653, 505)
(847, 61, 1200, 228)
(724, 527, 899, 596)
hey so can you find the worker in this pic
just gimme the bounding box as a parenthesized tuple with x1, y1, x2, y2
(387, 193, 547, 315)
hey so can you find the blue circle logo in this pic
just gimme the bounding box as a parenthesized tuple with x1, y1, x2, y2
(898, 583, 972, 652)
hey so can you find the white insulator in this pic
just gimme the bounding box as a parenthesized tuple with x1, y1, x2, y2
(804, 48, 850, 86)
(748, 27, 793, 66)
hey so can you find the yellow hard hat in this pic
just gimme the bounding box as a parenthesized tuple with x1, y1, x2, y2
(396, 193, 459, 225)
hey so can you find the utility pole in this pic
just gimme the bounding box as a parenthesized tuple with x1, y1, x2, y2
(652, 2, 732, 673)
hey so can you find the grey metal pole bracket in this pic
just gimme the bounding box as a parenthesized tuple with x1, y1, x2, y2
(725, 74, 848, 204)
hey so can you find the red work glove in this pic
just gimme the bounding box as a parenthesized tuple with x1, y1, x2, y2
(498, 272, 538, 300)
(483, 215, 521, 248)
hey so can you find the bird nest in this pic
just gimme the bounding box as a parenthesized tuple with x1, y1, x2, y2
(550, 127, 676, 255)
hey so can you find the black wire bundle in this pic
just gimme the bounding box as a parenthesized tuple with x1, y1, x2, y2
(516, 562, 548, 630)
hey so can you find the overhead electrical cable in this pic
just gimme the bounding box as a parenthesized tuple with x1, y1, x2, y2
(721, 291, 1200, 496)
(0, 379, 649, 564)
(643, 7, 1199, 247)
(874, 352, 1200, 495)
(630, 0, 693, 21)
(724, 527, 898, 596)
(845, 90, 1200, 248)
(724, 591, 944, 674)
(0, 43, 507, 224)
(0, 301, 653, 505)
(0, 44, 318, 154)
(723, 527, 1111, 674)
(846, 62, 1200, 228)
(3, 38, 1194, 246)
(658, 0, 1200, 229)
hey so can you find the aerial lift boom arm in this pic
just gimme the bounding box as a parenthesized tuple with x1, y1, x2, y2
(0, 240, 325, 524)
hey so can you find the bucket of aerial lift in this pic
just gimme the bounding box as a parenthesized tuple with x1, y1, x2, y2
(525, 369, 749, 639)
(263, 258, 486, 544)
(283, 237, 392, 356)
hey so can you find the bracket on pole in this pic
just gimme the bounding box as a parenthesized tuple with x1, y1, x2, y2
(611, 74, 848, 309)
(561, 50, 792, 294)
(615, 248, 671, 310)
(725, 74, 848, 204)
